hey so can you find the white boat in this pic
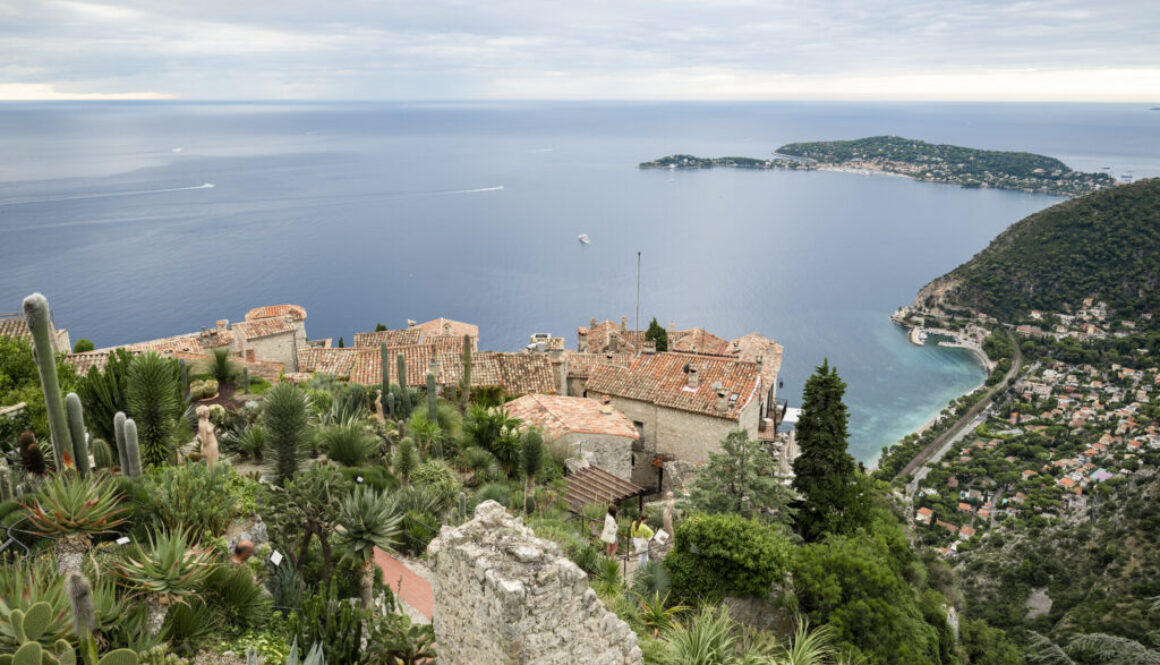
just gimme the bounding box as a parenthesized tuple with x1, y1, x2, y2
(578, 233, 590, 245)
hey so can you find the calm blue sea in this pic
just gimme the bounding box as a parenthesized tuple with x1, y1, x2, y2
(1, 101, 1157, 463)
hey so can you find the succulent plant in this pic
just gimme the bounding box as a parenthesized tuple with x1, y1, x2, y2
(114, 527, 217, 637)
(22, 472, 128, 574)
(22, 293, 70, 469)
(335, 486, 402, 609)
(121, 419, 142, 478)
(0, 600, 138, 665)
(425, 373, 437, 423)
(65, 393, 90, 479)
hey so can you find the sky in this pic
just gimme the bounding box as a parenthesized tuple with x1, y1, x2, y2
(1, 0, 1158, 102)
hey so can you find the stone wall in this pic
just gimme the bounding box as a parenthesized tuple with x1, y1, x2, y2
(240, 332, 299, 371)
(561, 432, 634, 481)
(428, 501, 643, 665)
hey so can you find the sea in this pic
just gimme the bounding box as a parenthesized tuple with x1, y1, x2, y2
(2, 101, 1158, 463)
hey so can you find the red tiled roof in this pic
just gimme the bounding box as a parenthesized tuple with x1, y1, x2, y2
(586, 352, 759, 420)
(297, 348, 360, 376)
(348, 345, 557, 396)
(96, 330, 232, 355)
(564, 351, 633, 379)
(244, 304, 307, 322)
(353, 329, 423, 348)
(505, 394, 639, 441)
(0, 316, 32, 343)
(234, 318, 296, 341)
(669, 328, 732, 355)
(411, 318, 478, 340)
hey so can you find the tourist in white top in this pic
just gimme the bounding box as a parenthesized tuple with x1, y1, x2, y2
(600, 505, 619, 557)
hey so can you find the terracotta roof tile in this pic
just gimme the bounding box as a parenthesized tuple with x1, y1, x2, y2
(669, 328, 732, 355)
(566, 465, 646, 511)
(0, 316, 32, 343)
(347, 345, 556, 396)
(353, 329, 423, 348)
(234, 318, 296, 341)
(244, 305, 307, 322)
(586, 352, 759, 420)
(411, 318, 479, 340)
(297, 348, 360, 376)
(505, 394, 639, 441)
(564, 351, 634, 379)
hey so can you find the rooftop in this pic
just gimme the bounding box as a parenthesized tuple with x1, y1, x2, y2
(504, 394, 640, 441)
(586, 351, 760, 420)
(244, 304, 307, 322)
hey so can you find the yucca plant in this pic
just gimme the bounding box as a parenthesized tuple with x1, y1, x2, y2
(335, 486, 402, 610)
(126, 352, 183, 467)
(114, 527, 217, 637)
(263, 383, 309, 485)
(22, 472, 128, 574)
(208, 348, 238, 384)
(316, 421, 378, 467)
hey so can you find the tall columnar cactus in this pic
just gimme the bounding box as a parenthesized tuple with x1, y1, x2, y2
(0, 466, 12, 501)
(65, 393, 90, 478)
(396, 353, 409, 418)
(69, 572, 98, 664)
(460, 334, 472, 411)
(242, 367, 250, 393)
(22, 293, 70, 469)
(426, 372, 437, 423)
(380, 343, 390, 415)
(386, 391, 396, 419)
(113, 412, 128, 467)
(122, 419, 142, 478)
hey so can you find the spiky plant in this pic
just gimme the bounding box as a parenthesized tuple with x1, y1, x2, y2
(459, 334, 472, 412)
(520, 429, 543, 513)
(636, 592, 690, 638)
(316, 421, 378, 467)
(425, 373, 437, 424)
(0, 555, 125, 649)
(393, 438, 417, 484)
(395, 354, 409, 419)
(209, 348, 238, 384)
(380, 342, 391, 417)
(778, 620, 839, 665)
(77, 349, 133, 452)
(22, 293, 70, 468)
(22, 472, 128, 574)
(121, 419, 142, 478)
(126, 352, 183, 467)
(114, 527, 217, 637)
(262, 383, 309, 485)
(335, 486, 402, 610)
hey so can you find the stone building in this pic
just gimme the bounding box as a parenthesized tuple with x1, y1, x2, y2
(428, 501, 642, 665)
(584, 351, 767, 488)
(353, 317, 479, 351)
(504, 394, 639, 480)
(0, 311, 71, 352)
(235, 304, 309, 371)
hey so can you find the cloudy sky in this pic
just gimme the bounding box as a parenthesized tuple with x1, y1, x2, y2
(2, 0, 1157, 101)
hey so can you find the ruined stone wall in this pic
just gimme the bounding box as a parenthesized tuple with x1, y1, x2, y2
(428, 501, 643, 665)
(564, 432, 634, 481)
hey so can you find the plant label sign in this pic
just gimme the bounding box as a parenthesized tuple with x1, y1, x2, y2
(270, 550, 283, 566)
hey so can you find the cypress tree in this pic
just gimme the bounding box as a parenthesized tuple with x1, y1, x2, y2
(792, 359, 866, 541)
(645, 316, 669, 352)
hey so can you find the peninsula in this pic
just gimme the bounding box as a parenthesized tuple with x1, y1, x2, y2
(638, 154, 816, 170)
(640, 136, 1118, 197)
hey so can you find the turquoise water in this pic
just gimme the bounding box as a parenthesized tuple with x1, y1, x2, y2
(1, 102, 1157, 462)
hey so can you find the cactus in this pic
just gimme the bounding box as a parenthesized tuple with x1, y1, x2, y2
(0, 466, 11, 501)
(69, 572, 98, 665)
(460, 334, 472, 411)
(22, 293, 70, 469)
(426, 373, 437, 422)
(456, 491, 468, 522)
(65, 393, 90, 478)
(122, 419, 142, 478)
(178, 359, 189, 393)
(380, 343, 390, 417)
(92, 438, 113, 469)
(1, 601, 136, 665)
(19, 430, 46, 475)
(113, 412, 128, 468)
(386, 390, 396, 419)
(242, 367, 250, 393)
(396, 353, 408, 417)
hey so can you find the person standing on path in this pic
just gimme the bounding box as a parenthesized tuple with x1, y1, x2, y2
(601, 505, 619, 557)
(630, 515, 654, 566)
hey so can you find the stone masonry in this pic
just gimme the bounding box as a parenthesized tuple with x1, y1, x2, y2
(428, 501, 643, 665)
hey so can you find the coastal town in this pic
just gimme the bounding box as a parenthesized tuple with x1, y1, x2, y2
(891, 295, 1160, 558)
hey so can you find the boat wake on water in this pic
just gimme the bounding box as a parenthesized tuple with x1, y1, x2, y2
(0, 183, 215, 207)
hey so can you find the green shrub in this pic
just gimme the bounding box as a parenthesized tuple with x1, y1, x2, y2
(410, 459, 461, 507)
(473, 482, 513, 509)
(317, 421, 378, 467)
(137, 463, 255, 539)
(666, 513, 791, 604)
(338, 466, 398, 492)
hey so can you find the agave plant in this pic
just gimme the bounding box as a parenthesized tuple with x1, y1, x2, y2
(114, 527, 217, 637)
(636, 592, 690, 638)
(0, 555, 124, 649)
(335, 486, 402, 610)
(22, 472, 129, 574)
(316, 421, 378, 467)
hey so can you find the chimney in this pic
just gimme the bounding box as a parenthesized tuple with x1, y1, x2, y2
(756, 354, 764, 368)
(600, 397, 614, 415)
(407, 319, 417, 328)
(687, 364, 699, 388)
(442, 322, 451, 335)
(589, 317, 597, 330)
(609, 332, 619, 352)
(668, 321, 675, 333)
(620, 316, 628, 331)
(642, 340, 656, 354)
(216, 319, 229, 332)
(713, 382, 729, 414)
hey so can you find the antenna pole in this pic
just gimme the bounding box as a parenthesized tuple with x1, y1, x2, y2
(635, 251, 641, 355)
